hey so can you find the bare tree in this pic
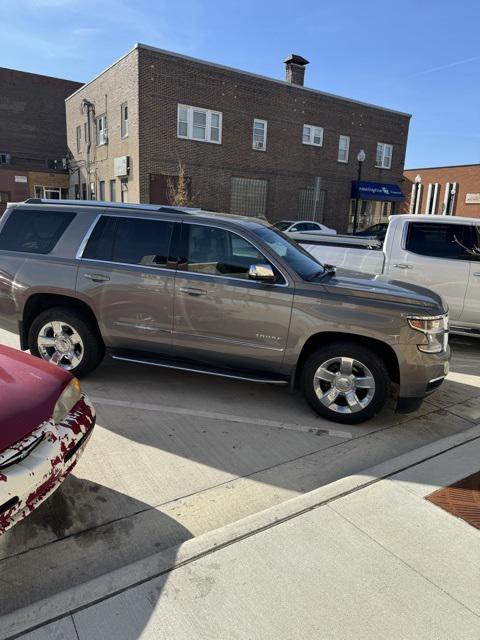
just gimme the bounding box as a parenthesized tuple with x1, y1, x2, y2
(167, 161, 193, 206)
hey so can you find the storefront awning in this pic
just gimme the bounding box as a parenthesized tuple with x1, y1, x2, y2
(351, 181, 405, 202)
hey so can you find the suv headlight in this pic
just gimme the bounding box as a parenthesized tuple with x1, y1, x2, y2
(407, 314, 449, 354)
(53, 378, 82, 423)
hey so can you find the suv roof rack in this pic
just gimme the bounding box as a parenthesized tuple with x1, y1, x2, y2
(22, 199, 201, 214)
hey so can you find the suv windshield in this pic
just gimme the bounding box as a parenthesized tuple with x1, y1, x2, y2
(253, 226, 325, 281)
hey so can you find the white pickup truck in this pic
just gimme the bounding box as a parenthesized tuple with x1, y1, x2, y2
(292, 214, 480, 336)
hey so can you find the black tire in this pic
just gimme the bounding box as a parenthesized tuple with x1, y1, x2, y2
(28, 306, 105, 378)
(302, 341, 390, 424)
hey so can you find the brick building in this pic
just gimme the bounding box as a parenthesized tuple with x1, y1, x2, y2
(65, 44, 410, 231)
(403, 164, 480, 218)
(0, 68, 83, 215)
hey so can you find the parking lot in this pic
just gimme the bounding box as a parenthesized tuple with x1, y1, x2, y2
(1, 328, 480, 619)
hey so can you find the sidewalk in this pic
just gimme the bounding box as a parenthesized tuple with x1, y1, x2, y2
(7, 426, 480, 640)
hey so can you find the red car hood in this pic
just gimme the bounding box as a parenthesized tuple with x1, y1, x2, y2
(0, 345, 71, 452)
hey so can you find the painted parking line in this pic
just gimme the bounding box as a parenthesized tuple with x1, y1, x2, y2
(90, 397, 353, 439)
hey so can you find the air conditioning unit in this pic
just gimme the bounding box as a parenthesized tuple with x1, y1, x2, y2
(254, 141, 264, 150)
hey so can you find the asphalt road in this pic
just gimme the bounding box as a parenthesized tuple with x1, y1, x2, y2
(1, 328, 479, 619)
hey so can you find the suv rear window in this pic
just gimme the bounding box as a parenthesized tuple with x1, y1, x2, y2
(0, 209, 75, 254)
(83, 216, 175, 268)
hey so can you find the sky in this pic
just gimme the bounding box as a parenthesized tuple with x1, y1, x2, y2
(1, 0, 479, 168)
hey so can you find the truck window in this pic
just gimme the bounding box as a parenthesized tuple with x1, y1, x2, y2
(0, 209, 75, 254)
(405, 222, 473, 260)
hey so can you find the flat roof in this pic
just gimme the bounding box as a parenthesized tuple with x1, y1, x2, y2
(0, 66, 82, 86)
(405, 163, 480, 171)
(65, 43, 411, 118)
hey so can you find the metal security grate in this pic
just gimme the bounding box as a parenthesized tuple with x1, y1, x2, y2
(298, 187, 326, 220)
(230, 177, 267, 217)
(426, 471, 480, 529)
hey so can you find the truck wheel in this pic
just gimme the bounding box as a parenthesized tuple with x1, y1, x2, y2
(28, 307, 105, 378)
(302, 342, 390, 424)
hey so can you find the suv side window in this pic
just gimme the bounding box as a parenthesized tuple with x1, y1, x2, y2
(83, 216, 175, 268)
(182, 224, 275, 279)
(405, 222, 473, 259)
(0, 209, 76, 254)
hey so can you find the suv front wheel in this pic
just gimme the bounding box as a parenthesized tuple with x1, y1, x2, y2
(302, 341, 390, 424)
(28, 307, 104, 378)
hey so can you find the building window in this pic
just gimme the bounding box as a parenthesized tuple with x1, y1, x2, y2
(426, 183, 439, 215)
(0, 153, 11, 165)
(252, 119, 267, 151)
(303, 125, 323, 147)
(81, 183, 87, 199)
(96, 114, 108, 146)
(34, 186, 68, 200)
(110, 179, 116, 202)
(121, 103, 128, 138)
(376, 142, 392, 169)
(90, 182, 96, 199)
(0, 191, 9, 203)
(84, 122, 88, 142)
(99, 180, 105, 201)
(443, 182, 456, 215)
(230, 177, 268, 217)
(177, 104, 222, 144)
(76, 125, 81, 153)
(338, 135, 350, 163)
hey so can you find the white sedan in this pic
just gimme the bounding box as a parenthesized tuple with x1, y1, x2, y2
(273, 220, 337, 235)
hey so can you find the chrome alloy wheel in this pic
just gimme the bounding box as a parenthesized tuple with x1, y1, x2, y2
(313, 356, 376, 414)
(37, 321, 84, 370)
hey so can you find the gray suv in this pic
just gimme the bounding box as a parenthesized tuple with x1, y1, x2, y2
(0, 200, 450, 424)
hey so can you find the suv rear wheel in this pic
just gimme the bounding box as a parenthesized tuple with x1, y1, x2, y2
(28, 307, 104, 378)
(302, 341, 390, 424)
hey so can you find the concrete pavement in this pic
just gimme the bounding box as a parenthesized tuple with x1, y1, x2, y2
(8, 423, 480, 640)
(1, 329, 480, 636)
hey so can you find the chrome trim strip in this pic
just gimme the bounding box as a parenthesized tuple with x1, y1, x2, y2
(77, 216, 291, 288)
(76, 214, 101, 259)
(171, 330, 285, 352)
(112, 355, 288, 384)
(428, 375, 445, 384)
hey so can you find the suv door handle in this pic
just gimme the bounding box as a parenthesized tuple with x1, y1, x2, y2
(83, 273, 110, 282)
(178, 286, 207, 296)
(392, 263, 412, 269)
(473, 272, 480, 277)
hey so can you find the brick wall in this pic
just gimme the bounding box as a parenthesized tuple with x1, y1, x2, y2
(0, 67, 82, 171)
(402, 165, 480, 218)
(65, 49, 140, 202)
(65, 44, 409, 231)
(138, 46, 409, 229)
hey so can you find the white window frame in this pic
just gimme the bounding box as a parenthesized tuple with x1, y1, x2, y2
(338, 135, 350, 163)
(252, 119, 267, 151)
(177, 104, 222, 144)
(302, 124, 323, 147)
(375, 142, 393, 169)
(96, 114, 108, 146)
(121, 102, 128, 138)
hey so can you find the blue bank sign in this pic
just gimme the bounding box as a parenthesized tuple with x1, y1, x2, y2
(351, 181, 405, 202)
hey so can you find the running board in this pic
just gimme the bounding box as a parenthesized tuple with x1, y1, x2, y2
(111, 352, 289, 385)
(450, 326, 480, 338)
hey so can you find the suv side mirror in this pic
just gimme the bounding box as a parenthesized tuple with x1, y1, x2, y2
(248, 264, 275, 283)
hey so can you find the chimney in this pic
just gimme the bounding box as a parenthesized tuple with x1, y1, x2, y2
(284, 54, 309, 86)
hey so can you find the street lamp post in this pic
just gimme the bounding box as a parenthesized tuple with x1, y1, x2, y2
(353, 149, 366, 233)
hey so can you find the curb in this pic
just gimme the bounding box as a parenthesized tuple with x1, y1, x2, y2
(2, 423, 480, 639)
